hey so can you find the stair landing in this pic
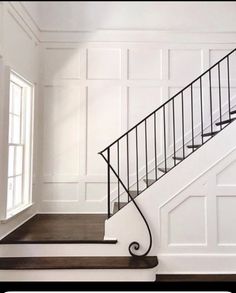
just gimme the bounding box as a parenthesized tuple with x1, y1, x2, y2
(0, 214, 117, 244)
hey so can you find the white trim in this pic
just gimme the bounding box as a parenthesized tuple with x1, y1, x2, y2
(1, 202, 34, 222)
(4, 3, 236, 44)
(0, 203, 35, 222)
(157, 253, 236, 273)
(0, 268, 156, 282)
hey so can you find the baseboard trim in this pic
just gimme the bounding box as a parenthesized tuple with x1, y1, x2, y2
(157, 254, 236, 274)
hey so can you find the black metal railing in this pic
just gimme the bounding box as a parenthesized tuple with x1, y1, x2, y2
(99, 48, 236, 257)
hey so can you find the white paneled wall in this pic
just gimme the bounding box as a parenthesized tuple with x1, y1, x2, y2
(0, 2, 39, 238)
(40, 38, 236, 213)
(104, 121, 236, 273)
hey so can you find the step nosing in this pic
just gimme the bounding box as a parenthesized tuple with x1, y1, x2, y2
(0, 239, 118, 244)
(216, 118, 236, 125)
(0, 256, 158, 270)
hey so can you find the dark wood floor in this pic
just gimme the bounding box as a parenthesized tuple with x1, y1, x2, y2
(0, 256, 158, 270)
(0, 214, 117, 244)
(156, 274, 236, 282)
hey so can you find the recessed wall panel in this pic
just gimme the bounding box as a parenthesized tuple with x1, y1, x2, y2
(44, 48, 80, 81)
(217, 196, 236, 244)
(87, 48, 121, 80)
(128, 48, 161, 80)
(169, 49, 202, 83)
(86, 85, 121, 175)
(43, 86, 79, 176)
(168, 196, 206, 245)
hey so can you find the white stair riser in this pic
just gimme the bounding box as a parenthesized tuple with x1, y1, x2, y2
(0, 243, 129, 257)
(0, 268, 156, 281)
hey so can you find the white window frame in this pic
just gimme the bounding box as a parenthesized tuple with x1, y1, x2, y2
(6, 70, 34, 219)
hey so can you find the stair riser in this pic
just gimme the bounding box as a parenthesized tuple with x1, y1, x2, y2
(0, 244, 122, 257)
(0, 268, 156, 281)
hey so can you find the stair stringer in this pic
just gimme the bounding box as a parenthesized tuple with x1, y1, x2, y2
(105, 120, 236, 274)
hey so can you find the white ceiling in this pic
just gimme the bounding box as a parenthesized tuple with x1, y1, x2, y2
(21, 1, 236, 32)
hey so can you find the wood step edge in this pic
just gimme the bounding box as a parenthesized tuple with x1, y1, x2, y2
(202, 131, 219, 137)
(0, 256, 158, 270)
(187, 144, 202, 149)
(216, 118, 236, 126)
(0, 239, 118, 244)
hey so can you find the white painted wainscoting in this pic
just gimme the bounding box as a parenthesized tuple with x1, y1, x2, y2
(39, 34, 236, 213)
(105, 120, 236, 273)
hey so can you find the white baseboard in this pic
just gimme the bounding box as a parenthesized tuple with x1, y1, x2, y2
(157, 254, 236, 274)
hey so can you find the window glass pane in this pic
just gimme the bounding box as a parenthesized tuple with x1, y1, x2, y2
(13, 84, 22, 115)
(9, 83, 14, 113)
(8, 114, 13, 143)
(14, 176, 22, 206)
(7, 178, 14, 210)
(15, 146, 23, 175)
(12, 115, 21, 144)
(8, 146, 14, 177)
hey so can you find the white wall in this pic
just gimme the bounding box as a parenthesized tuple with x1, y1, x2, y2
(0, 1, 236, 216)
(0, 2, 40, 238)
(39, 31, 236, 213)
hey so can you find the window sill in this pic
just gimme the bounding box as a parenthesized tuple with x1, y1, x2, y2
(1, 203, 34, 223)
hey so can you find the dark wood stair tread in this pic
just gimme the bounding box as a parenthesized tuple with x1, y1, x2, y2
(143, 179, 156, 186)
(129, 190, 140, 198)
(172, 156, 184, 161)
(187, 144, 201, 149)
(0, 256, 158, 270)
(158, 167, 170, 173)
(202, 131, 219, 137)
(215, 118, 236, 126)
(230, 110, 236, 115)
(0, 239, 117, 244)
(113, 202, 126, 214)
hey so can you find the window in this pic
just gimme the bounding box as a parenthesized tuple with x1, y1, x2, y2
(7, 71, 34, 218)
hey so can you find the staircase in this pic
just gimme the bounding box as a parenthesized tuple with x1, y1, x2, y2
(1, 48, 236, 281)
(99, 48, 236, 257)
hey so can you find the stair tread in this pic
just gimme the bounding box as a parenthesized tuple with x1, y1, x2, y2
(0, 256, 158, 270)
(216, 118, 236, 126)
(0, 239, 117, 244)
(113, 202, 126, 214)
(230, 110, 236, 115)
(129, 190, 141, 198)
(187, 144, 202, 149)
(158, 167, 171, 173)
(172, 156, 184, 161)
(143, 179, 156, 186)
(202, 131, 219, 137)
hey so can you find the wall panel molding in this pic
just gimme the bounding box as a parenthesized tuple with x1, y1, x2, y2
(40, 35, 236, 213)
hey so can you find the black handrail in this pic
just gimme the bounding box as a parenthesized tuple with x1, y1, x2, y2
(99, 47, 236, 257)
(99, 48, 236, 154)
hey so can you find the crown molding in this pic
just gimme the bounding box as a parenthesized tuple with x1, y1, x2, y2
(19, 2, 41, 32)
(7, 2, 236, 44)
(7, 1, 40, 42)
